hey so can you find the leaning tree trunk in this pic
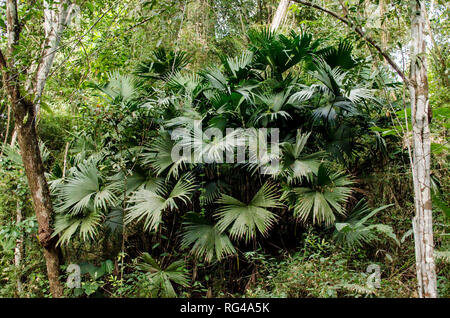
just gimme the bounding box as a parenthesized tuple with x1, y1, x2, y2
(1, 0, 77, 298)
(409, 0, 437, 298)
(12, 98, 63, 297)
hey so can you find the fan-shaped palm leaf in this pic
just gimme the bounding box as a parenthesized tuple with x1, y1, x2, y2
(248, 29, 319, 79)
(125, 173, 197, 231)
(141, 131, 192, 179)
(181, 213, 236, 262)
(53, 209, 102, 245)
(280, 130, 323, 183)
(251, 88, 293, 125)
(221, 50, 257, 83)
(55, 160, 119, 215)
(244, 128, 282, 175)
(135, 48, 190, 80)
(333, 199, 397, 248)
(136, 252, 189, 298)
(215, 182, 282, 242)
(284, 164, 353, 225)
(95, 71, 139, 102)
(317, 40, 357, 70)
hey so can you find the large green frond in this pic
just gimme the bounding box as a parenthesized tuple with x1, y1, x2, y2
(181, 213, 236, 262)
(215, 182, 281, 242)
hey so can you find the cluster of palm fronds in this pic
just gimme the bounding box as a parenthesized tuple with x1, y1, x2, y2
(49, 29, 398, 276)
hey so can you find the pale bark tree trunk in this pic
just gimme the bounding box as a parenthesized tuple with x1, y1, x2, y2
(379, 0, 388, 52)
(1, 0, 77, 298)
(9, 129, 17, 147)
(271, 0, 291, 32)
(409, 0, 437, 298)
(62, 141, 70, 178)
(14, 201, 23, 295)
(31, 1, 77, 113)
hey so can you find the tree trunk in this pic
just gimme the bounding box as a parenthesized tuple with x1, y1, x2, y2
(0, 54, 64, 295)
(271, 0, 291, 32)
(409, 0, 437, 298)
(1, 0, 77, 298)
(14, 201, 23, 295)
(379, 0, 388, 52)
(12, 98, 63, 297)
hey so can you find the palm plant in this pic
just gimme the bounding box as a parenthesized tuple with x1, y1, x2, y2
(198, 127, 248, 164)
(333, 199, 398, 248)
(282, 163, 353, 225)
(93, 71, 139, 103)
(68, 132, 104, 166)
(136, 252, 189, 297)
(321, 124, 355, 163)
(125, 173, 197, 232)
(248, 29, 319, 81)
(140, 131, 193, 179)
(214, 182, 283, 242)
(317, 40, 358, 70)
(250, 87, 293, 126)
(289, 59, 373, 124)
(181, 212, 236, 262)
(220, 50, 260, 84)
(278, 130, 323, 183)
(200, 64, 258, 117)
(166, 72, 205, 110)
(53, 209, 103, 245)
(243, 127, 282, 175)
(52, 159, 120, 244)
(135, 48, 190, 80)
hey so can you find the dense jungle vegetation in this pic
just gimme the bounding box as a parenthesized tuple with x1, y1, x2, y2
(0, 0, 448, 298)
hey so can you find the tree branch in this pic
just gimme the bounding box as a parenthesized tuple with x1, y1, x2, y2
(291, 0, 409, 85)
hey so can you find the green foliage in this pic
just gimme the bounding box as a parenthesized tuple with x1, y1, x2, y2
(181, 213, 236, 263)
(215, 182, 283, 242)
(283, 164, 353, 225)
(278, 130, 322, 183)
(333, 199, 398, 248)
(125, 173, 197, 231)
(52, 159, 120, 245)
(246, 232, 414, 298)
(2, 0, 448, 298)
(136, 253, 189, 297)
(248, 29, 319, 80)
(136, 48, 191, 80)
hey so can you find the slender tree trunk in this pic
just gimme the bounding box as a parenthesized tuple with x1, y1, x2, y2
(14, 201, 23, 295)
(409, 0, 437, 298)
(0, 58, 64, 295)
(9, 128, 17, 147)
(271, 0, 291, 32)
(379, 0, 388, 52)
